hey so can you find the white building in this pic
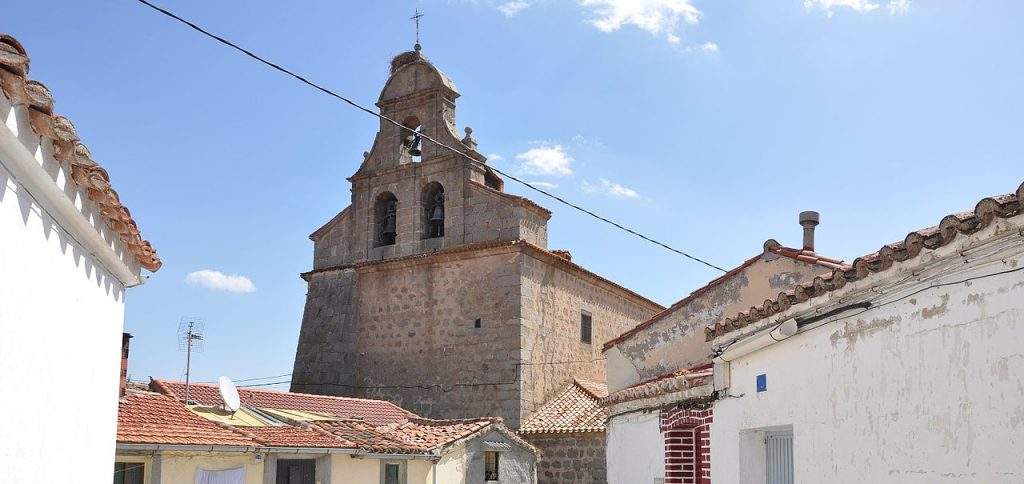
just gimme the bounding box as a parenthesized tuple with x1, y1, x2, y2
(0, 33, 161, 483)
(708, 181, 1024, 483)
(601, 217, 843, 484)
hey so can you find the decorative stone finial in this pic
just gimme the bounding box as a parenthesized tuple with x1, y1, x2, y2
(414, 43, 422, 52)
(461, 126, 477, 149)
(363, 151, 370, 159)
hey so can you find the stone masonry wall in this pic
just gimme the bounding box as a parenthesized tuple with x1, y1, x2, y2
(293, 249, 525, 424)
(526, 433, 607, 484)
(519, 252, 661, 421)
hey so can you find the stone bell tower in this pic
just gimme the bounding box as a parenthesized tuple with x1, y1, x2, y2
(291, 46, 662, 427)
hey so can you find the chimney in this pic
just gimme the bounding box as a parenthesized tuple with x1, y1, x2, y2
(799, 211, 820, 251)
(120, 333, 132, 397)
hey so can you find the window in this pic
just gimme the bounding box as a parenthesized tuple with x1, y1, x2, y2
(113, 462, 144, 484)
(766, 431, 794, 484)
(474, 318, 482, 328)
(485, 451, 500, 481)
(580, 311, 592, 344)
(375, 192, 398, 247)
(381, 461, 406, 484)
(422, 182, 445, 239)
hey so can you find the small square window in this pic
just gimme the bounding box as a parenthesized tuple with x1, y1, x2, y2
(580, 312, 592, 344)
(485, 451, 500, 481)
(474, 318, 482, 328)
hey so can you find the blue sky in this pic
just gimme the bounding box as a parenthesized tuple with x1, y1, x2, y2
(6, 1, 1022, 388)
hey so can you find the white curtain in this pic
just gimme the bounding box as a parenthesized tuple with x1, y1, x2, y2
(195, 467, 246, 484)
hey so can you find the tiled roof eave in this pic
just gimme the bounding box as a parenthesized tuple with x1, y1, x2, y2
(0, 34, 160, 271)
(705, 181, 1024, 342)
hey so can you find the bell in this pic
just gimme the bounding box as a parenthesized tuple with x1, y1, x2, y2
(429, 205, 444, 223)
(407, 133, 422, 157)
(382, 215, 397, 236)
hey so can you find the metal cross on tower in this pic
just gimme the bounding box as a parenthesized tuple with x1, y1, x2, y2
(411, 9, 424, 46)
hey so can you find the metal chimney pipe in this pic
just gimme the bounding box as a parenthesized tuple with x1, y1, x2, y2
(799, 211, 820, 251)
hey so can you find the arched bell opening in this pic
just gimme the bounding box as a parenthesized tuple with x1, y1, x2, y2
(374, 191, 399, 247)
(401, 116, 423, 163)
(422, 182, 445, 239)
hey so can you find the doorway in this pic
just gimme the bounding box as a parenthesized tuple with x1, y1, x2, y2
(277, 459, 315, 484)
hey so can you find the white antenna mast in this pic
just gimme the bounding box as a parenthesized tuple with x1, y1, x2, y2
(177, 317, 205, 404)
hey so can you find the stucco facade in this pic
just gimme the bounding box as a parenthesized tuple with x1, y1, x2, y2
(1, 35, 158, 484)
(291, 46, 661, 428)
(710, 208, 1024, 483)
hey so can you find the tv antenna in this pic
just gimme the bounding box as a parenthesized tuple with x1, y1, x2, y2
(177, 317, 205, 404)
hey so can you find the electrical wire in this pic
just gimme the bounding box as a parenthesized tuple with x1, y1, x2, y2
(131, 0, 727, 273)
(235, 357, 609, 391)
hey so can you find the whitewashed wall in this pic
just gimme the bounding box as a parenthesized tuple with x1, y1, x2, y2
(607, 411, 664, 484)
(1, 96, 136, 482)
(712, 222, 1024, 483)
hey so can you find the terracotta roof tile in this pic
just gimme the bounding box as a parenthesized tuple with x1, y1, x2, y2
(705, 180, 1024, 341)
(117, 391, 260, 446)
(382, 417, 497, 451)
(0, 34, 160, 271)
(243, 425, 352, 448)
(601, 364, 713, 407)
(152, 380, 413, 427)
(520, 379, 609, 434)
(314, 419, 423, 453)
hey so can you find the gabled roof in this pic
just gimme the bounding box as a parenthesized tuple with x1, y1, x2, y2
(519, 379, 609, 434)
(706, 180, 1024, 341)
(0, 33, 160, 271)
(600, 364, 713, 407)
(152, 380, 413, 426)
(603, 244, 846, 351)
(117, 391, 260, 446)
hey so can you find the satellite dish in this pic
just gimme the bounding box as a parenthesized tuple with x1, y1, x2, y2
(218, 376, 241, 413)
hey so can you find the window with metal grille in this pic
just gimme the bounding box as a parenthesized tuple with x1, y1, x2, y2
(112, 462, 144, 484)
(580, 311, 592, 344)
(485, 451, 500, 481)
(766, 430, 794, 484)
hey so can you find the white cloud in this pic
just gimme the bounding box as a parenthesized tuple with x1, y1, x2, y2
(805, 0, 910, 16)
(582, 178, 640, 198)
(529, 181, 559, 189)
(498, 1, 531, 16)
(579, 0, 701, 44)
(516, 144, 574, 176)
(185, 269, 256, 294)
(487, 153, 504, 162)
(888, 0, 911, 15)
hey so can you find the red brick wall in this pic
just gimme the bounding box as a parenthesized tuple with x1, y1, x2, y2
(661, 407, 712, 484)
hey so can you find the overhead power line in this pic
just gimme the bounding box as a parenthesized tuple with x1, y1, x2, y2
(132, 0, 728, 273)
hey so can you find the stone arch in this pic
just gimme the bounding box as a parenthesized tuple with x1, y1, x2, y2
(422, 182, 445, 239)
(401, 116, 423, 163)
(374, 191, 398, 247)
